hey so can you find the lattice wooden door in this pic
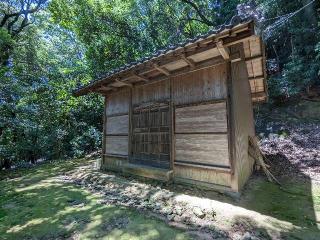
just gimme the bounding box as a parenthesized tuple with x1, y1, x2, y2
(130, 102, 171, 169)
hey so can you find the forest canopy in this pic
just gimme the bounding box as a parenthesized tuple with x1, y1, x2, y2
(0, 0, 319, 169)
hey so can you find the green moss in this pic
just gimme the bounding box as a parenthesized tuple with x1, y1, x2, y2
(0, 159, 189, 240)
(242, 177, 320, 239)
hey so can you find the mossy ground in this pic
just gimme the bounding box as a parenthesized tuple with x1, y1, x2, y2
(239, 176, 320, 239)
(0, 158, 319, 240)
(0, 159, 189, 240)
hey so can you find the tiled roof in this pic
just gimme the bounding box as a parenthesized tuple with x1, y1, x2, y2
(74, 14, 257, 94)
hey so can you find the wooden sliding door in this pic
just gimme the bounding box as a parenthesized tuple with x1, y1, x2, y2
(130, 102, 171, 169)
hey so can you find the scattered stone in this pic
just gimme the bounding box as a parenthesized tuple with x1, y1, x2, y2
(67, 199, 85, 207)
(193, 206, 205, 219)
(167, 214, 175, 221)
(241, 231, 259, 240)
(154, 203, 161, 210)
(175, 206, 183, 216)
(173, 215, 182, 222)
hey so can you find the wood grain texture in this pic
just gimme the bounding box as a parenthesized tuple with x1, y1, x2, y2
(101, 156, 128, 172)
(229, 43, 255, 192)
(175, 102, 227, 133)
(132, 79, 170, 106)
(106, 88, 130, 116)
(246, 57, 263, 78)
(172, 64, 227, 105)
(174, 165, 231, 187)
(249, 77, 264, 93)
(175, 134, 230, 167)
(123, 163, 173, 182)
(102, 97, 107, 156)
(106, 115, 129, 135)
(105, 136, 128, 156)
(243, 36, 262, 58)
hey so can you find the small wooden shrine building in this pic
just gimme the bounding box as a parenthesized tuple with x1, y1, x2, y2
(74, 17, 267, 193)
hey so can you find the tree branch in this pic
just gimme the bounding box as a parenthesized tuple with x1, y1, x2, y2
(180, 0, 214, 26)
(0, 0, 47, 30)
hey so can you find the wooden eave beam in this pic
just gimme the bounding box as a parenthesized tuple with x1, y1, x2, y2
(153, 63, 170, 76)
(98, 86, 112, 91)
(216, 41, 230, 60)
(132, 72, 149, 82)
(181, 54, 195, 69)
(114, 78, 133, 88)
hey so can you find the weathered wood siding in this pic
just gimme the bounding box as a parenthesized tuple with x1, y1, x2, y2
(105, 136, 128, 156)
(106, 115, 129, 135)
(172, 66, 231, 188)
(175, 134, 229, 167)
(106, 88, 130, 116)
(105, 88, 130, 160)
(175, 102, 227, 133)
(172, 64, 227, 105)
(174, 165, 231, 187)
(229, 44, 255, 191)
(132, 79, 170, 106)
(101, 156, 129, 172)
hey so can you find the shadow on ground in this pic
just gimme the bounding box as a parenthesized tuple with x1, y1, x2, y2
(0, 160, 189, 240)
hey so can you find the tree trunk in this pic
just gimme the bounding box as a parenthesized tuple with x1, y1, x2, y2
(3, 159, 11, 169)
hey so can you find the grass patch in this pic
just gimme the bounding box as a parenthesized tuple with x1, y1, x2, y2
(241, 176, 320, 239)
(0, 159, 189, 240)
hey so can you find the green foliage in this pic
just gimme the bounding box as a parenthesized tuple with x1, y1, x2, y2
(259, 0, 320, 99)
(0, 28, 14, 66)
(0, 12, 103, 168)
(1, 0, 319, 168)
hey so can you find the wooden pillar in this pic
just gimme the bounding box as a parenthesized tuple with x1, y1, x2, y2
(101, 96, 107, 169)
(229, 43, 255, 192)
(170, 76, 175, 170)
(128, 88, 133, 160)
(226, 60, 235, 175)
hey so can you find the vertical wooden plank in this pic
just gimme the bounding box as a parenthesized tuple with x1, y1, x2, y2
(170, 76, 174, 170)
(128, 88, 133, 158)
(260, 36, 269, 102)
(172, 64, 227, 106)
(102, 96, 107, 167)
(226, 60, 235, 174)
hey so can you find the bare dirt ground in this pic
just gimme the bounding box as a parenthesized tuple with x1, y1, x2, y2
(255, 100, 320, 182)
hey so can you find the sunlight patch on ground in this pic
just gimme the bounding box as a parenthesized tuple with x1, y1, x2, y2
(311, 180, 320, 229)
(174, 193, 296, 233)
(7, 218, 49, 233)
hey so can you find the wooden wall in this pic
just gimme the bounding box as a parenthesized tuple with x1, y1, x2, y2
(101, 56, 255, 192)
(229, 44, 255, 191)
(103, 88, 131, 170)
(172, 64, 232, 189)
(132, 79, 170, 106)
(172, 63, 227, 106)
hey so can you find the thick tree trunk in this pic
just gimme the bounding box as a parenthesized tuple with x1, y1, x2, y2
(3, 159, 12, 169)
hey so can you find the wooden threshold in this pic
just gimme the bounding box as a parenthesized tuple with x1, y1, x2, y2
(103, 153, 128, 158)
(123, 163, 173, 182)
(174, 161, 231, 173)
(173, 177, 237, 196)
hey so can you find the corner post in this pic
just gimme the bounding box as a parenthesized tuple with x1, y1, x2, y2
(101, 96, 107, 169)
(229, 43, 255, 192)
